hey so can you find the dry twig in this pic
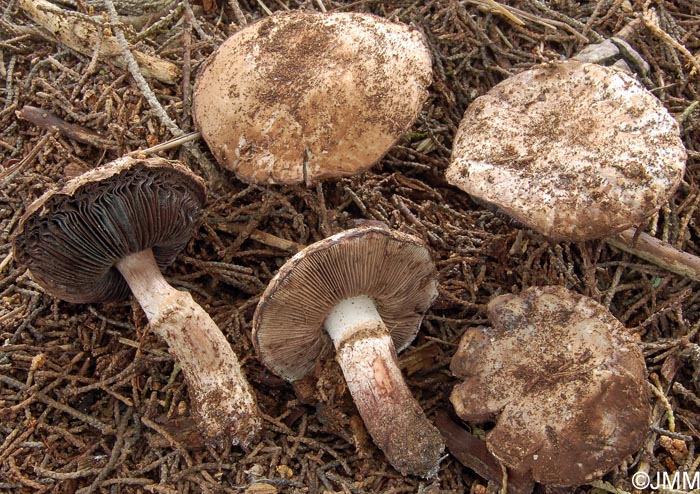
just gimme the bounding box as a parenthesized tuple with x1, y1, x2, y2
(18, 0, 179, 84)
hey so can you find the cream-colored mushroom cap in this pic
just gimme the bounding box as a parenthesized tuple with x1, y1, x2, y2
(193, 11, 433, 186)
(450, 285, 651, 486)
(447, 60, 686, 241)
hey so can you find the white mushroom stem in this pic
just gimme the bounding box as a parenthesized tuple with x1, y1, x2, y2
(116, 249, 261, 446)
(324, 296, 445, 477)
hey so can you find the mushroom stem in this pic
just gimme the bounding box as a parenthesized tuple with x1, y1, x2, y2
(324, 295, 445, 477)
(116, 249, 261, 446)
(115, 250, 174, 320)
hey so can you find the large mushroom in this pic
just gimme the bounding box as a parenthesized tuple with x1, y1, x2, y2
(252, 226, 445, 477)
(12, 156, 261, 446)
(192, 10, 432, 186)
(450, 285, 651, 487)
(446, 60, 686, 242)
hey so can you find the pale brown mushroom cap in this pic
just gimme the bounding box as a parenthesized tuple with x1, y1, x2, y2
(252, 226, 438, 381)
(450, 285, 651, 487)
(192, 11, 433, 186)
(447, 60, 686, 241)
(13, 156, 206, 303)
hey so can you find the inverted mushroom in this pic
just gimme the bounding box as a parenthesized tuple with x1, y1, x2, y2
(447, 60, 686, 242)
(450, 285, 651, 487)
(252, 226, 445, 477)
(12, 156, 261, 446)
(192, 10, 433, 186)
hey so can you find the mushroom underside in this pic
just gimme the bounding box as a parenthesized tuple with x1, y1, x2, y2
(13, 160, 204, 303)
(253, 227, 438, 381)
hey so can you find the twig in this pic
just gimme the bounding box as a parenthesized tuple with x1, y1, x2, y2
(0, 425, 36, 465)
(211, 220, 305, 253)
(649, 425, 693, 441)
(102, 0, 180, 135)
(434, 411, 534, 494)
(0, 251, 12, 274)
(126, 131, 201, 156)
(249, 230, 303, 252)
(182, 0, 211, 41)
(34, 466, 102, 480)
(18, 0, 179, 84)
(227, 0, 247, 26)
(606, 229, 700, 282)
(255, 0, 273, 16)
(132, 3, 185, 42)
(642, 3, 700, 78)
(180, 9, 193, 132)
(75, 406, 134, 494)
(673, 382, 700, 408)
(528, 0, 603, 42)
(471, 0, 525, 26)
(101, 0, 221, 184)
(18, 105, 118, 149)
(0, 375, 113, 433)
(0, 133, 53, 184)
(649, 374, 675, 433)
(3, 54, 16, 112)
(465, 0, 590, 42)
(140, 416, 194, 467)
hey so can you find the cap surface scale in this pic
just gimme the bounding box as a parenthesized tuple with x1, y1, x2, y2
(447, 60, 686, 241)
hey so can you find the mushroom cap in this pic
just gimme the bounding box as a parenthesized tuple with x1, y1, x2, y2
(449, 285, 651, 487)
(192, 11, 433, 186)
(252, 226, 438, 381)
(446, 60, 686, 242)
(13, 156, 206, 304)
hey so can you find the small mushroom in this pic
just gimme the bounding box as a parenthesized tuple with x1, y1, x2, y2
(446, 60, 686, 242)
(450, 285, 651, 487)
(12, 156, 261, 446)
(252, 226, 445, 477)
(192, 11, 432, 186)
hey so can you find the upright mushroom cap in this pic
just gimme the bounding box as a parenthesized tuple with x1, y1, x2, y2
(447, 60, 686, 241)
(13, 156, 206, 303)
(450, 285, 651, 487)
(192, 11, 433, 186)
(253, 226, 438, 381)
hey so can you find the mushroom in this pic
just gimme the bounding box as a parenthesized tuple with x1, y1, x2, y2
(12, 156, 261, 446)
(252, 226, 445, 477)
(450, 285, 651, 487)
(192, 11, 432, 186)
(446, 60, 686, 242)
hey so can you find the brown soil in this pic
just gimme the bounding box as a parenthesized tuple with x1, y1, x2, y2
(1, 1, 699, 493)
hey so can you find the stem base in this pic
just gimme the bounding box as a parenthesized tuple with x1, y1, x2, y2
(336, 324, 444, 477)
